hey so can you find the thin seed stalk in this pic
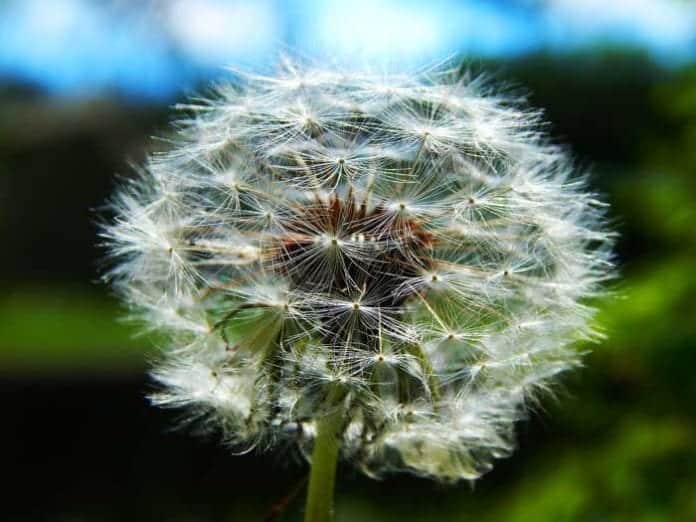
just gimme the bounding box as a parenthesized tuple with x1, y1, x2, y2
(304, 391, 345, 522)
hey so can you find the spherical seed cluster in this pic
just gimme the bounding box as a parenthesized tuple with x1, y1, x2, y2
(103, 63, 613, 481)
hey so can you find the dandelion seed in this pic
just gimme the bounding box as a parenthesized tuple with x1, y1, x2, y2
(102, 61, 613, 500)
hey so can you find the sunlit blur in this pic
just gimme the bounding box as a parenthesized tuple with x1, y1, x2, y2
(0, 0, 694, 99)
(166, 0, 279, 65)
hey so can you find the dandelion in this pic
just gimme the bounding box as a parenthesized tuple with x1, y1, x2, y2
(102, 62, 613, 522)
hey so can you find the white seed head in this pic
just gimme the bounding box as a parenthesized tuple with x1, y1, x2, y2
(102, 62, 613, 482)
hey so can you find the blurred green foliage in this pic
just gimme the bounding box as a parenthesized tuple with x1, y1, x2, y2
(0, 286, 147, 372)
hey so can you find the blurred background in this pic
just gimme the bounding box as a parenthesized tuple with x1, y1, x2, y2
(1, 1, 695, 520)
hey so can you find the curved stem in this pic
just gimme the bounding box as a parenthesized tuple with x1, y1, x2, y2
(304, 401, 343, 522)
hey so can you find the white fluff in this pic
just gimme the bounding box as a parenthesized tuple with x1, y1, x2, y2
(103, 62, 613, 481)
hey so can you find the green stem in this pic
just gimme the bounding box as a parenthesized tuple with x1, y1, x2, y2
(304, 400, 344, 522)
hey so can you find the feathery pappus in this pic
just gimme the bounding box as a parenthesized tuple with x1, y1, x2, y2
(102, 61, 614, 481)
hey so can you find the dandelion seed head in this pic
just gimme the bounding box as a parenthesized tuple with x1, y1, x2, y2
(103, 61, 613, 482)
